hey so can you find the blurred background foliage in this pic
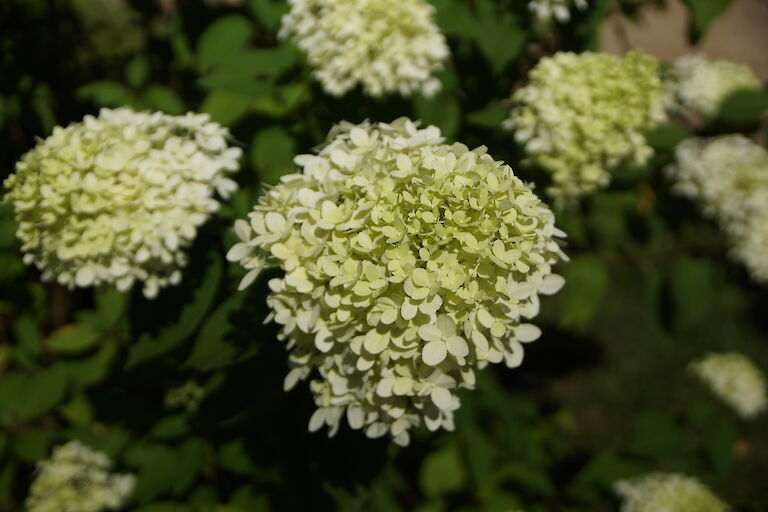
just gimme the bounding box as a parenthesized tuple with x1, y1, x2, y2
(0, 0, 767, 510)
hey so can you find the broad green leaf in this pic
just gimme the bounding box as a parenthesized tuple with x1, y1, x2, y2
(557, 255, 609, 332)
(94, 288, 129, 328)
(173, 438, 207, 495)
(684, 0, 733, 41)
(670, 257, 716, 331)
(645, 123, 692, 151)
(250, 126, 297, 185)
(248, 0, 289, 33)
(126, 55, 150, 89)
(125, 443, 179, 503)
(472, 2, 525, 74)
(126, 250, 223, 368)
(201, 89, 252, 126)
(59, 342, 117, 387)
(12, 313, 41, 367)
(219, 439, 259, 476)
(0, 366, 69, 425)
(185, 292, 250, 370)
(419, 444, 466, 497)
(11, 426, 51, 462)
(46, 322, 101, 354)
(148, 415, 189, 441)
(251, 83, 310, 118)
(467, 102, 508, 129)
(716, 87, 768, 123)
(197, 15, 253, 71)
(414, 92, 461, 141)
(77, 81, 135, 107)
(143, 85, 185, 115)
(627, 412, 684, 460)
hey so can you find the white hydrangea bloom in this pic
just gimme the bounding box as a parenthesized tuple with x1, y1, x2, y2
(279, 0, 450, 98)
(528, 0, 588, 22)
(615, 472, 729, 512)
(26, 441, 135, 512)
(3, 107, 241, 299)
(667, 135, 768, 282)
(505, 51, 666, 199)
(228, 118, 567, 445)
(669, 55, 762, 118)
(689, 352, 767, 419)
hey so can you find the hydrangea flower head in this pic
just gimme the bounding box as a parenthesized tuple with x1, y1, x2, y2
(689, 352, 767, 419)
(615, 472, 729, 512)
(505, 51, 666, 199)
(668, 135, 768, 282)
(669, 55, 762, 118)
(528, 0, 588, 22)
(279, 0, 450, 97)
(26, 441, 135, 512)
(228, 118, 567, 445)
(3, 107, 241, 298)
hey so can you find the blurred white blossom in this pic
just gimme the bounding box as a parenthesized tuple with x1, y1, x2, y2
(165, 380, 206, 411)
(615, 472, 729, 512)
(3, 107, 241, 299)
(505, 51, 666, 199)
(228, 118, 567, 445)
(26, 441, 135, 512)
(669, 55, 762, 118)
(528, 0, 588, 22)
(279, 0, 450, 97)
(668, 135, 768, 282)
(690, 352, 767, 419)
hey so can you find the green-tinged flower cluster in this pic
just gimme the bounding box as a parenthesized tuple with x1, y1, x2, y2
(667, 135, 768, 283)
(689, 352, 767, 419)
(26, 441, 135, 512)
(228, 118, 567, 445)
(528, 0, 588, 22)
(669, 55, 762, 118)
(505, 51, 666, 199)
(165, 380, 206, 411)
(279, 0, 449, 97)
(615, 472, 729, 512)
(3, 107, 242, 299)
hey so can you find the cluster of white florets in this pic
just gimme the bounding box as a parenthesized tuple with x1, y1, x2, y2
(505, 51, 666, 199)
(689, 352, 767, 419)
(668, 135, 768, 282)
(3, 107, 241, 298)
(615, 472, 729, 512)
(528, 0, 588, 22)
(228, 118, 567, 445)
(26, 441, 135, 512)
(279, 0, 450, 97)
(669, 55, 762, 118)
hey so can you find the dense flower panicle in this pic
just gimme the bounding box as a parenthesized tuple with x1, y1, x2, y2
(505, 51, 666, 199)
(165, 380, 206, 411)
(228, 118, 567, 445)
(26, 441, 135, 512)
(3, 107, 241, 299)
(689, 352, 767, 419)
(528, 0, 588, 22)
(669, 55, 762, 118)
(668, 135, 768, 282)
(615, 472, 729, 512)
(279, 0, 450, 98)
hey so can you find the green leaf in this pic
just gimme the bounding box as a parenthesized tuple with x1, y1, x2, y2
(126, 55, 150, 89)
(126, 250, 223, 368)
(173, 439, 208, 495)
(59, 343, 117, 387)
(200, 47, 298, 91)
(219, 439, 259, 476)
(185, 292, 251, 370)
(419, 444, 466, 497)
(148, 415, 189, 441)
(133, 504, 192, 512)
(684, 0, 733, 41)
(472, 2, 525, 74)
(627, 412, 684, 460)
(467, 102, 508, 129)
(197, 15, 253, 71)
(248, 0, 289, 33)
(125, 443, 179, 504)
(12, 313, 42, 367)
(250, 126, 297, 185)
(716, 87, 768, 123)
(251, 83, 310, 118)
(46, 322, 102, 354)
(0, 366, 69, 425)
(645, 123, 692, 151)
(670, 257, 716, 331)
(201, 89, 253, 126)
(94, 288, 129, 328)
(11, 427, 52, 462)
(414, 92, 461, 141)
(77, 81, 135, 107)
(557, 255, 609, 332)
(143, 85, 185, 115)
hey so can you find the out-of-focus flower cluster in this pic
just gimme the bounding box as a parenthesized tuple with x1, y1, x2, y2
(668, 55, 762, 118)
(505, 51, 666, 199)
(668, 135, 768, 283)
(3, 107, 241, 299)
(689, 352, 767, 419)
(70, 0, 144, 61)
(279, 0, 449, 98)
(228, 118, 567, 445)
(528, 0, 588, 22)
(614, 472, 729, 512)
(165, 380, 206, 411)
(26, 441, 135, 512)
